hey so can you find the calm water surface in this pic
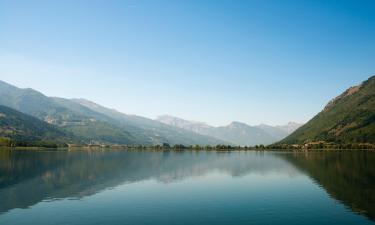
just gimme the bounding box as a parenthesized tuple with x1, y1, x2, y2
(0, 149, 374, 225)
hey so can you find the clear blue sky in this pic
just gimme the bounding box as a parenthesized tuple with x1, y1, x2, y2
(0, 0, 374, 126)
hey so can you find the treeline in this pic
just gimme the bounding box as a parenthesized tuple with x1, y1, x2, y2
(79, 143, 275, 150)
(1, 137, 374, 150)
(89, 143, 375, 150)
(0, 137, 66, 148)
(163, 144, 267, 150)
(269, 143, 375, 150)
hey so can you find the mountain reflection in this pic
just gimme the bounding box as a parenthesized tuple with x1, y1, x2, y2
(0, 149, 374, 222)
(280, 151, 375, 221)
(0, 150, 296, 213)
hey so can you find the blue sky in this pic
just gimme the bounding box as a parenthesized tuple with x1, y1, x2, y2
(0, 0, 374, 126)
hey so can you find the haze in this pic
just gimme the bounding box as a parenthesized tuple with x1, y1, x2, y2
(0, 0, 374, 126)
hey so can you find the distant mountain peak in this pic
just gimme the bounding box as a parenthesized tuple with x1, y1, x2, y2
(275, 122, 303, 133)
(227, 121, 249, 128)
(157, 115, 210, 127)
(157, 115, 301, 146)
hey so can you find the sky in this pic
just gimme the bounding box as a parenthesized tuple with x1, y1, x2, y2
(0, 0, 374, 126)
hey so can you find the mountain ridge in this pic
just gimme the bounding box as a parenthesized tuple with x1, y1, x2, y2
(0, 80, 228, 145)
(157, 115, 301, 146)
(280, 75, 375, 145)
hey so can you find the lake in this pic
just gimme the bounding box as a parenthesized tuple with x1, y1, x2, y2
(0, 149, 374, 225)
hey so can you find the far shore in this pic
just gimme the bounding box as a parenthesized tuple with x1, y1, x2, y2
(1, 145, 374, 151)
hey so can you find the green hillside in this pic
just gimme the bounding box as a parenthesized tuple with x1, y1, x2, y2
(0, 81, 145, 145)
(281, 75, 375, 145)
(0, 105, 74, 147)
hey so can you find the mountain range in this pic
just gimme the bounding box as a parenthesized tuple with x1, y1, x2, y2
(157, 115, 301, 146)
(0, 80, 300, 146)
(1, 74, 373, 147)
(0, 80, 227, 146)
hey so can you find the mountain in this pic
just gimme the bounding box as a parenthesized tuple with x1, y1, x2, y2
(156, 115, 212, 134)
(256, 122, 302, 140)
(0, 105, 74, 146)
(281, 75, 375, 144)
(256, 124, 290, 140)
(210, 122, 279, 146)
(71, 99, 227, 146)
(0, 81, 139, 145)
(157, 115, 300, 146)
(275, 122, 302, 133)
(0, 80, 226, 145)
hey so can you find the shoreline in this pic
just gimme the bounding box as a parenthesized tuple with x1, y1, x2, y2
(1, 146, 375, 151)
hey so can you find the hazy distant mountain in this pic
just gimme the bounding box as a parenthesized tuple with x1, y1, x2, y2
(256, 124, 290, 140)
(157, 115, 212, 134)
(275, 122, 302, 133)
(280, 75, 375, 144)
(72, 99, 227, 145)
(212, 122, 279, 146)
(157, 115, 301, 146)
(0, 80, 226, 145)
(256, 122, 302, 140)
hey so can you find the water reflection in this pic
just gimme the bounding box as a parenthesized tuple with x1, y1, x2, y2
(280, 151, 375, 220)
(0, 149, 374, 222)
(0, 150, 297, 214)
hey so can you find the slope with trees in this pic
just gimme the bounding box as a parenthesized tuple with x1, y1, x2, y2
(280, 75, 375, 145)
